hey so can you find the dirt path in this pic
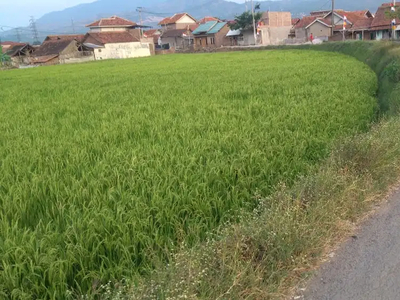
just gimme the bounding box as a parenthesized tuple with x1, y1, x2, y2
(297, 188, 400, 300)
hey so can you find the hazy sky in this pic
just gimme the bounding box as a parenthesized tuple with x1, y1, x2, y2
(0, 0, 245, 28)
(0, 0, 95, 27)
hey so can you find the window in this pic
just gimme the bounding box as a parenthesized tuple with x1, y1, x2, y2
(98, 49, 102, 53)
(210, 37, 215, 44)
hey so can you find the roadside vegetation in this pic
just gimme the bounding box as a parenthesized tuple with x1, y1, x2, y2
(128, 42, 400, 300)
(0, 50, 378, 299)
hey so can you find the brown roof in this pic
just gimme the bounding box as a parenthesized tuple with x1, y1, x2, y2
(162, 29, 192, 38)
(87, 16, 137, 27)
(5, 44, 34, 57)
(44, 34, 85, 43)
(32, 54, 59, 64)
(371, 3, 400, 29)
(295, 16, 317, 28)
(143, 29, 161, 37)
(84, 32, 140, 45)
(1, 41, 25, 46)
(158, 13, 196, 25)
(198, 16, 220, 24)
(33, 40, 75, 57)
(291, 18, 300, 26)
(351, 18, 374, 30)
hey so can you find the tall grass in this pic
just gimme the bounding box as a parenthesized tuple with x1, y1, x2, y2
(0, 50, 377, 298)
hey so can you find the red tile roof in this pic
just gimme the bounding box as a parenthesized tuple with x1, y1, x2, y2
(351, 18, 374, 30)
(143, 29, 161, 37)
(158, 13, 196, 25)
(86, 16, 137, 27)
(291, 18, 300, 26)
(295, 16, 317, 29)
(84, 32, 140, 45)
(198, 16, 220, 24)
(371, 3, 400, 29)
(45, 34, 85, 42)
(1, 41, 25, 46)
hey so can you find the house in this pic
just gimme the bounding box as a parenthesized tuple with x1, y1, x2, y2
(32, 36, 93, 65)
(43, 34, 85, 42)
(1, 41, 27, 52)
(193, 21, 230, 49)
(5, 43, 35, 67)
(294, 9, 373, 41)
(227, 12, 292, 46)
(83, 16, 154, 60)
(368, 3, 400, 40)
(158, 13, 197, 30)
(158, 13, 198, 49)
(258, 11, 293, 45)
(143, 29, 162, 45)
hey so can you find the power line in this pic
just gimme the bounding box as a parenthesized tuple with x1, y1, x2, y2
(71, 18, 76, 34)
(15, 28, 21, 42)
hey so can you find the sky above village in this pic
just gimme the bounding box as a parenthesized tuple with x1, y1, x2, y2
(0, 0, 246, 28)
(0, 0, 96, 27)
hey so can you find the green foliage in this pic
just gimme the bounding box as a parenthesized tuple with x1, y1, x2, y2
(229, 4, 263, 30)
(0, 50, 377, 298)
(0, 45, 10, 63)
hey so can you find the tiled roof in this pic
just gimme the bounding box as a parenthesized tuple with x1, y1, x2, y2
(1, 41, 25, 46)
(45, 34, 85, 42)
(84, 32, 140, 45)
(143, 29, 160, 37)
(371, 3, 400, 29)
(295, 16, 317, 29)
(33, 40, 74, 57)
(198, 16, 220, 24)
(32, 54, 59, 63)
(87, 16, 137, 27)
(158, 13, 196, 25)
(5, 44, 33, 57)
(292, 18, 300, 26)
(351, 18, 374, 30)
(162, 29, 191, 38)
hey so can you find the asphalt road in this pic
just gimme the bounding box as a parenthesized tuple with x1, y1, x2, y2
(299, 188, 400, 300)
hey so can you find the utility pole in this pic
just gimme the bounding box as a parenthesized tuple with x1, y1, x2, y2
(251, 0, 257, 45)
(245, 0, 248, 12)
(71, 18, 76, 34)
(15, 28, 21, 42)
(391, 0, 396, 41)
(136, 7, 143, 37)
(331, 0, 335, 37)
(29, 16, 40, 45)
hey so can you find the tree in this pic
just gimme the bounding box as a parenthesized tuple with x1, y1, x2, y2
(0, 44, 10, 64)
(229, 3, 263, 30)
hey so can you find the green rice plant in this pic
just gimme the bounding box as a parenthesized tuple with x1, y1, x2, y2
(0, 50, 377, 299)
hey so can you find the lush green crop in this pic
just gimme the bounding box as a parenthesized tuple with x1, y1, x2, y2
(0, 50, 376, 299)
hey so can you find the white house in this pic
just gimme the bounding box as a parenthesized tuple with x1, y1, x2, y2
(83, 16, 153, 60)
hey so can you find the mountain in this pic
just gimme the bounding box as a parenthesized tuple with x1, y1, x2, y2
(0, 0, 388, 43)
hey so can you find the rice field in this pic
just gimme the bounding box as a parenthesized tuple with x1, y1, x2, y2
(0, 50, 377, 299)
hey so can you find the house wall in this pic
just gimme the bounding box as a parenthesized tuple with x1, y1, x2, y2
(260, 26, 291, 45)
(295, 28, 308, 39)
(262, 12, 292, 27)
(240, 30, 256, 46)
(93, 42, 151, 60)
(58, 41, 84, 64)
(214, 25, 231, 47)
(90, 27, 128, 32)
(161, 36, 182, 49)
(176, 15, 196, 25)
(308, 22, 331, 38)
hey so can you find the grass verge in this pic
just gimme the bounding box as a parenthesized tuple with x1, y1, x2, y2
(120, 42, 400, 299)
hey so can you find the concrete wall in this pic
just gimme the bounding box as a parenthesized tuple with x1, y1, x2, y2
(295, 28, 307, 39)
(176, 15, 196, 25)
(260, 26, 291, 45)
(262, 12, 292, 27)
(93, 42, 151, 60)
(59, 41, 89, 63)
(308, 22, 331, 38)
(90, 27, 129, 33)
(63, 55, 95, 64)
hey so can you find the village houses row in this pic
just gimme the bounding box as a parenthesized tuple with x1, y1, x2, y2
(1, 2, 399, 67)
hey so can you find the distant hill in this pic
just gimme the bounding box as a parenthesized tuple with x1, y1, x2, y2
(0, 0, 387, 43)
